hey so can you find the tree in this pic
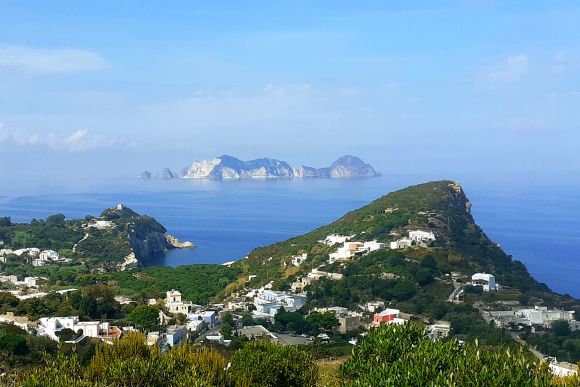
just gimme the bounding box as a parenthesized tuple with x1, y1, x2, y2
(306, 312, 339, 335)
(127, 305, 160, 332)
(46, 214, 66, 227)
(242, 314, 255, 326)
(0, 217, 11, 227)
(552, 320, 571, 336)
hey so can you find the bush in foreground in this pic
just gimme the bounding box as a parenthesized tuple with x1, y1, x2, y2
(339, 322, 573, 386)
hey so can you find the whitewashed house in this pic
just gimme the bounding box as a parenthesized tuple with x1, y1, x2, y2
(471, 273, 498, 291)
(291, 253, 308, 267)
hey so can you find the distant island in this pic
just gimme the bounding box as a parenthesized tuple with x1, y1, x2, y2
(140, 155, 379, 181)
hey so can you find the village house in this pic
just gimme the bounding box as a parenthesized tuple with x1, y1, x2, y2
(253, 290, 307, 317)
(363, 300, 385, 313)
(549, 361, 578, 377)
(165, 290, 194, 314)
(186, 319, 205, 334)
(390, 230, 436, 249)
(291, 253, 308, 267)
(471, 273, 498, 291)
(328, 240, 386, 264)
(320, 234, 353, 246)
(164, 325, 188, 347)
(517, 306, 575, 327)
(37, 316, 120, 342)
(238, 325, 278, 342)
(428, 321, 451, 339)
(39, 250, 60, 261)
(370, 308, 406, 327)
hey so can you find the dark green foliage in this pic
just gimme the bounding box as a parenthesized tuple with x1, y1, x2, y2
(229, 341, 318, 387)
(522, 327, 580, 363)
(305, 312, 340, 335)
(275, 309, 310, 334)
(127, 305, 160, 332)
(340, 322, 553, 386)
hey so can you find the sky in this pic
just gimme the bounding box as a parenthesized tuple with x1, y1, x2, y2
(1, 1, 580, 194)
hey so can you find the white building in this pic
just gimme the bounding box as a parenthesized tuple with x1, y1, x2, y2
(165, 290, 194, 314)
(363, 241, 385, 252)
(390, 238, 413, 249)
(321, 234, 353, 246)
(38, 316, 112, 341)
(471, 273, 498, 291)
(517, 306, 575, 327)
(549, 361, 578, 377)
(409, 230, 436, 243)
(428, 321, 451, 339)
(186, 319, 205, 333)
(253, 290, 307, 317)
(165, 325, 188, 347)
(371, 308, 406, 327)
(39, 250, 59, 261)
(291, 253, 308, 267)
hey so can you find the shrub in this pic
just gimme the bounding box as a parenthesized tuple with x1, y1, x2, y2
(340, 322, 553, 386)
(229, 341, 318, 387)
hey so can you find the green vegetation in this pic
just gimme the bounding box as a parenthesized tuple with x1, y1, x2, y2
(127, 305, 161, 332)
(0, 214, 83, 251)
(522, 324, 580, 363)
(102, 264, 242, 304)
(339, 322, 561, 386)
(19, 332, 318, 387)
(0, 323, 56, 371)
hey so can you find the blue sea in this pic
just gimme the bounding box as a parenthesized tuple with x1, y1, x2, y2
(0, 177, 578, 298)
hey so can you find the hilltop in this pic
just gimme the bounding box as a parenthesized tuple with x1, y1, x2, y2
(0, 205, 194, 271)
(228, 180, 579, 349)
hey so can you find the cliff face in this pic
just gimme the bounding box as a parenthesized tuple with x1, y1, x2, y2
(183, 155, 377, 180)
(76, 204, 194, 269)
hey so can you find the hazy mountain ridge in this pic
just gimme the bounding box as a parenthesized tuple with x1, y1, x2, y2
(144, 155, 378, 180)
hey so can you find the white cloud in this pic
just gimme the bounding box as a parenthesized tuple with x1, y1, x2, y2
(488, 54, 528, 82)
(0, 126, 129, 151)
(0, 45, 108, 74)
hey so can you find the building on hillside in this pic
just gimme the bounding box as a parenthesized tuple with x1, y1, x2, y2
(321, 234, 353, 246)
(549, 361, 578, 377)
(390, 238, 413, 249)
(39, 250, 60, 261)
(165, 325, 188, 347)
(363, 241, 385, 252)
(517, 306, 575, 327)
(363, 301, 385, 313)
(471, 273, 498, 291)
(253, 290, 307, 317)
(38, 316, 118, 341)
(201, 311, 218, 326)
(165, 290, 194, 314)
(409, 230, 436, 243)
(238, 325, 278, 341)
(428, 321, 451, 340)
(186, 319, 205, 333)
(371, 308, 405, 327)
(291, 253, 308, 267)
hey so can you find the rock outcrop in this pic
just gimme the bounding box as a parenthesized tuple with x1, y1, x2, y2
(181, 155, 377, 180)
(329, 155, 378, 178)
(140, 170, 152, 179)
(157, 167, 176, 179)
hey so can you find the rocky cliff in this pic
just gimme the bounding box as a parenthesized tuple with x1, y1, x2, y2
(182, 155, 377, 180)
(76, 204, 195, 270)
